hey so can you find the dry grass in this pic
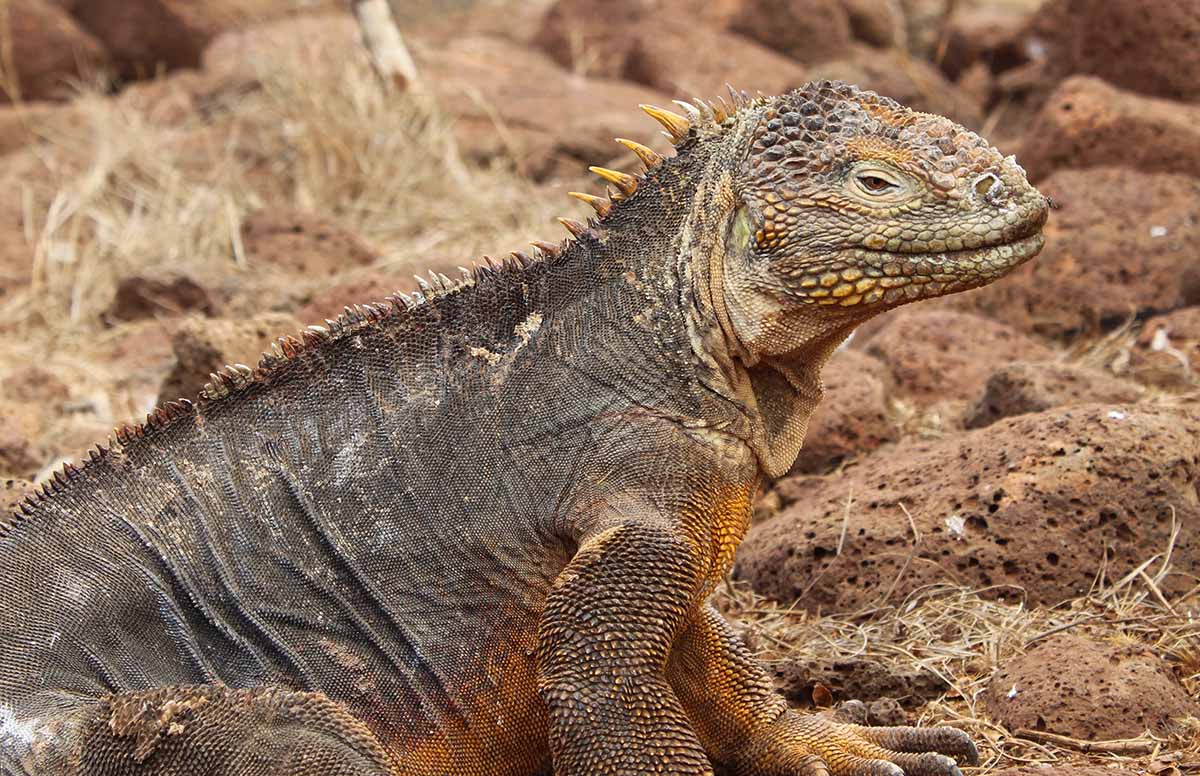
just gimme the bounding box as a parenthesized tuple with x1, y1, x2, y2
(716, 561, 1200, 773)
(0, 41, 567, 343)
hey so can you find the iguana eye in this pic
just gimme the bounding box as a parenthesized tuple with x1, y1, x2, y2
(857, 174, 896, 193)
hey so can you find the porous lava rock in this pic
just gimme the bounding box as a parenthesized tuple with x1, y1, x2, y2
(2, 367, 69, 406)
(1024, 0, 1200, 103)
(70, 0, 341, 79)
(1130, 307, 1200, 390)
(965, 362, 1144, 429)
(106, 276, 219, 323)
(938, 8, 1031, 82)
(737, 404, 1200, 612)
(533, 0, 655, 80)
(791, 349, 897, 474)
(534, 0, 808, 98)
(0, 406, 42, 480)
(0, 369, 70, 480)
(68, 0, 209, 77)
(1018, 77, 1200, 182)
(2, 0, 109, 102)
(412, 35, 673, 180)
(806, 46, 984, 129)
(294, 272, 405, 326)
(1, 479, 33, 515)
(721, 0, 853, 64)
(944, 168, 1200, 338)
(984, 633, 1198, 740)
(839, 0, 905, 49)
(772, 655, 951, 710)
(240, 209, 380, 277)
(860, 310, 1052, 405)
(158, 314, 301, 404)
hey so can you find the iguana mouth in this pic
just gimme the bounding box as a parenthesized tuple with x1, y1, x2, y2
(787, 230, 1046, 308)
(903, 230, 1045, 266)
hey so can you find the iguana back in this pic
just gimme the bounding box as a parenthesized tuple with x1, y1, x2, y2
(0, 179, 758, 773)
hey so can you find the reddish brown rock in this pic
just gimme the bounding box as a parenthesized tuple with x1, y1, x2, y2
(1024, 0, 1200, 103)
(944, 168, 1200, 339)
(955, 63, 993, 111)
(737, 404, 1200, 612)
(533, 0, 650, 80)
(1018, 77, 1200, 182)
(535, 0, 808, 99)
(158, 313, 301, 404)
(2, 366, 69, 405)
(840, 0, 905, 49)
(1130, 307, 1200, 390)
(772, 655, 950, 710)
(412, 35, 673, 180)
(624, 26, 809, 100)
(106, 276, 219, 323)
(938, 9, 1031, 82)
(241, 209, 380, 277)
(1, 0, 108, 102)
(965, 362, 1144, 429)
(294, 272, 404, 325)
(722, 0, 853, 64)
(0, 405, 42, 480)
(1, 478, 33, 515)
(861, 310, 1052, 405)
(806, 46, 983, 129)
(791, 349, 897, 474)
(69, 0, 206, 77)
(72, 0, 342, 79)
(984, 633, 1198, 740)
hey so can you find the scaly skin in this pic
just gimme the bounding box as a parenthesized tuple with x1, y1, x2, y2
(0, 82, 1046, 776)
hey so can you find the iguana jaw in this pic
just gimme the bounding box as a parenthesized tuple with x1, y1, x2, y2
(777, 223, 1047, 312)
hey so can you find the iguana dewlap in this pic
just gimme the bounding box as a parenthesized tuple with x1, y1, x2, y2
(0, 82, 1047, 776)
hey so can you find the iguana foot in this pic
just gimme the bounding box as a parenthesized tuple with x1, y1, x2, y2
(734, 711, 979, 776)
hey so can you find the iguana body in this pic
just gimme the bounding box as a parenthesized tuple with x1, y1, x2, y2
(0, 83, 1046, 776)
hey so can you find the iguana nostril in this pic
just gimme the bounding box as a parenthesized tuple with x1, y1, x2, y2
(974, 173, 1000, 199)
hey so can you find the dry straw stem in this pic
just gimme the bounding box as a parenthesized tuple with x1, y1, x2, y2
(716, 530, 1200, 772)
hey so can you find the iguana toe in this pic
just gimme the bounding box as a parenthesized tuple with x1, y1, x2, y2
(737, 712, 978, 776)
(848, 725, 980, 766)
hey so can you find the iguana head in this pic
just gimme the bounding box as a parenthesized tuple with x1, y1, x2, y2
(574, 81, 1047, 475)
(706, 81, 1048, 362)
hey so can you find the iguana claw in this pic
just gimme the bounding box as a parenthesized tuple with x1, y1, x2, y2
(735, 712, 978, 776)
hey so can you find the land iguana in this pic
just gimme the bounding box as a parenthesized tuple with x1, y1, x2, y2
(0, 82, 1047, 776)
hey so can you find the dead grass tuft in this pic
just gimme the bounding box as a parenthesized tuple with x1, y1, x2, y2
(716, 547, 1200, 773)
(0, 45, 565, 345)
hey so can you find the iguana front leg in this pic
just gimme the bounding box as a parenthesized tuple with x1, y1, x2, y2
(670, 605, 979, 776)
(536, 521, 716, 775)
